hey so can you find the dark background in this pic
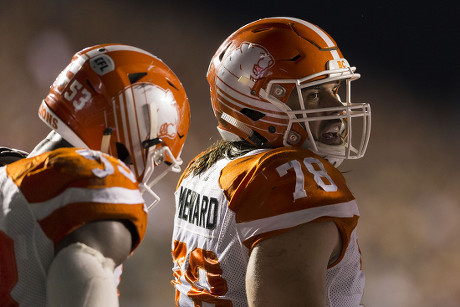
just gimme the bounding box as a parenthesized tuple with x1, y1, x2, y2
(1, 1, 458, 306)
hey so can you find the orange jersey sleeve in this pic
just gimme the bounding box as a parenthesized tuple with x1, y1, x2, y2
(219, 147, 359, 250)
(6, 147, 147, 250)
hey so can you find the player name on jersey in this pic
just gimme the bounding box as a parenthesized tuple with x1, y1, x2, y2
(176, 187, 219, 230)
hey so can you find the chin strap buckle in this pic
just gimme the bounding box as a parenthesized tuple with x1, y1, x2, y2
(142, 138, 163, 149)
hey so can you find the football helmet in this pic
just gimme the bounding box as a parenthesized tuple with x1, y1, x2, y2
(39, 44, 191, 208)
(207, 17, 371, 166)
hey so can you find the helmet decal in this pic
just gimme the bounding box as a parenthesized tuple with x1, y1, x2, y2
(223, 42, 275, 81)
(152, 86, 179, 140)
(159, 122, 177, 140)
(90, 54, 115, 76)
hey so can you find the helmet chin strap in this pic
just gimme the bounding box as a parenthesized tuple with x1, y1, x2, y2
(324, 156, 344, 168)
(302, 138, 362, 168)
(302, 139, 346, 167)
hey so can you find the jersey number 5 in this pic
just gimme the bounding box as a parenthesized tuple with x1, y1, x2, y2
(276, 157, 338, 200)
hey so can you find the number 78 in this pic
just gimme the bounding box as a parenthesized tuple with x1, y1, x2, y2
(276, 158, 338, 200)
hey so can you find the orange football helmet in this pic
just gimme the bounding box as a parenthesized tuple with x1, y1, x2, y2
(207, 17, 371, 165)
(39, 44, 191, 207)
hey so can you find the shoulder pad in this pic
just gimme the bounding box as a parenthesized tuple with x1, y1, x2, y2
(0, 147, 29, 166)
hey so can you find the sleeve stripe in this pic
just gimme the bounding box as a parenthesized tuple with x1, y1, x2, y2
(237, 200, 359, 241)
(30, 186, 144, 220)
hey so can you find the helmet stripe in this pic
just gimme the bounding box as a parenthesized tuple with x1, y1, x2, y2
(216, 78, 281, 113)
(276, 17, 341, 59)
(277, 17, 334, 47)
(217, 89, 288, 121)
(112, 100, 120, 140)
(123, 87, 145, 176)
(118, 92, 132, 157)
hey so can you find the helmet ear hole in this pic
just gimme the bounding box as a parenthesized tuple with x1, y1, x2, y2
(115, 142, 132, 164)
(240, 108, 265, 121)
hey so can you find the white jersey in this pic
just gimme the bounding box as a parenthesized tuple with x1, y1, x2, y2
(172, 147, 364, 306)
(0, 148, 147, 306)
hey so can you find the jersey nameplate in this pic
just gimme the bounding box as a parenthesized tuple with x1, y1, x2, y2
(177, 186, 218, 230)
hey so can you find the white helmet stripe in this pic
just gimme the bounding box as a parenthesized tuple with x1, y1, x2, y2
(112, 99, 120, 139)
(216, 78, 281, 113)
(118, 92, 132, 158)
(124, 87, 145, 176)
(217, 90, 289, 121)
(276, 17, 335, 46)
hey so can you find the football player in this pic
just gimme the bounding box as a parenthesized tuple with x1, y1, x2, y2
(171, 17, 371, 306)
(0, 44, 190, 306)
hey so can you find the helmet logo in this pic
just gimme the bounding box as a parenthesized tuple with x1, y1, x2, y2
(90, 55, 115, 76)
(327, 58, 350, 70)
(337, 60, 347, 69)
(159, 123, 176, 139)
(130, 84, 179, 141)
(223, 42, 274, 80)
(155, 88, 179, 140)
